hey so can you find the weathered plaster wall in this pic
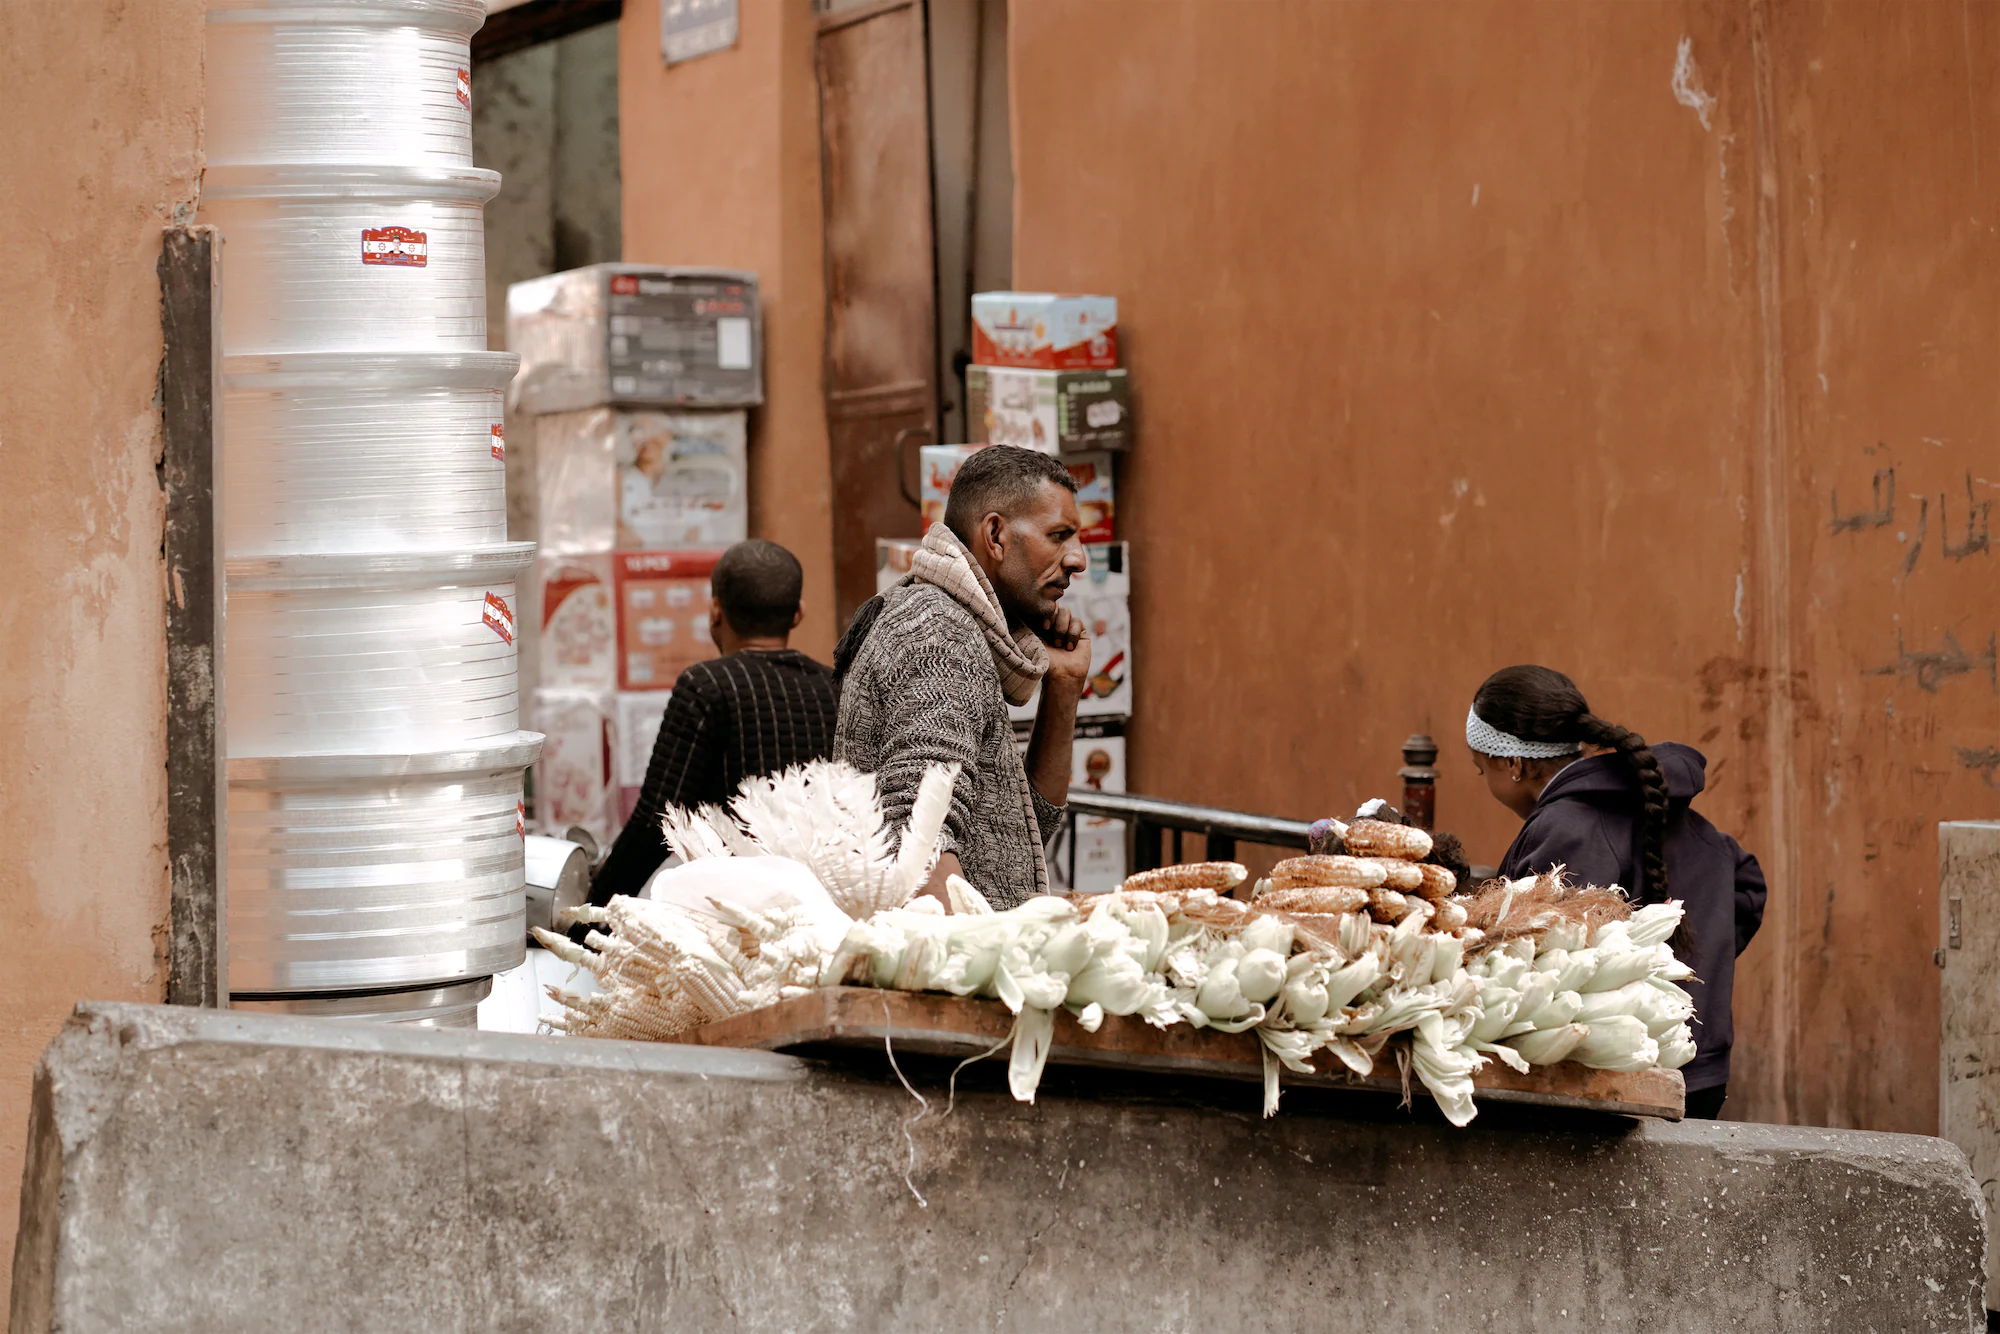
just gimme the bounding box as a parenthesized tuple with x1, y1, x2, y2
(1009, 0, 2000, 1133)
(618, 0, 837, 660)
(0, 0, 202, 1284)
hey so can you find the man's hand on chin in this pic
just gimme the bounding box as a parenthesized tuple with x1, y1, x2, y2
(1039, 605, 1092, 699)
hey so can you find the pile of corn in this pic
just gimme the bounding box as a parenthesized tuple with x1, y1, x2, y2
(536, 780, 1695, 1126)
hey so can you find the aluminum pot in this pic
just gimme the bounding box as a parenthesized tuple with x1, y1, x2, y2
(206, 0, 483, 170)
(523, 835, 590, 936)
(225, 544, 533, 756)
(201, 164, 498, 354)
(222, 351, 516, 556)
(230, 976, 493, 1027)
(227, 734, 541, 992)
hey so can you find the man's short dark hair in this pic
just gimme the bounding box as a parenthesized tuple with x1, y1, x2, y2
(942, 446, 1078, 544)
(712, 539, 804, 638)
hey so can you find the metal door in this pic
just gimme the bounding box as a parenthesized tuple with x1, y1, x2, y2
(816, 0, 937, 623)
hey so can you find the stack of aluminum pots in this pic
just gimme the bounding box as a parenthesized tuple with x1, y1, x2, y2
(203, 0, 539, 1019)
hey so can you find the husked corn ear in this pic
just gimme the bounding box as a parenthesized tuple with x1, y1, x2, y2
(1412, 863, 1458, 900)
(1367, 887, 1413, 922)
(1268, 854, 1387, 891)
(1342, 818, 1434, 862)
(1255, 884, 1372, 915)
(1364, 858, 1423, 892)
(1119, 861, 1249, 893)
(1434, 898, 1469, 930)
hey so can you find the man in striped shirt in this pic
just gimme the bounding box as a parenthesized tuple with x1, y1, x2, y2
(586, 540, 839, 906)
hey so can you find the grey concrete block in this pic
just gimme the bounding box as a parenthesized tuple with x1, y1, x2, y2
(10, 1001, 1986, 1332)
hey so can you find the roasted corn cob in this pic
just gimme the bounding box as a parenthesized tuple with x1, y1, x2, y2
(1412, 863, 1458, 900)
(1267, 854, 1387, 891)
(1342, 818, 1434, 862)
(1119, 861, 1249, 893)
(1364, 858, 1424, 892)
(1253, 884, 1372, 915)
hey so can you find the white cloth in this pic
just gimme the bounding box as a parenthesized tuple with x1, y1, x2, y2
(1465, 705, 1581, 759)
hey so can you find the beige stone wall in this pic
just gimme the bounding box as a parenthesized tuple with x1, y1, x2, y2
(0, 0, 204, 1281)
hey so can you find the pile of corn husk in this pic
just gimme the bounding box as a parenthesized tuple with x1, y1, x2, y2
(535, 772, 1696, 1126)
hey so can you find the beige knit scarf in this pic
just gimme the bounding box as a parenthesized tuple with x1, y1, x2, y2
(910, 522, 1054, 897)
(910, 523, 1050, 707)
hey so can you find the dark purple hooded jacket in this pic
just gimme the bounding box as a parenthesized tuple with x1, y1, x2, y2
(1496, 741, 1766, 1093)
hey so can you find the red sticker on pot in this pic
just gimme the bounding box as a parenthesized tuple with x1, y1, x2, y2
(361, 226, 428, 267)
(490, 423, 505, 461)
(516, 799, 526, 841)
(483, 592, 515, 644)
(456, 68, 471, 108)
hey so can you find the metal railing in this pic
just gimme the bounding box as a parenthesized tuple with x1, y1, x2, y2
(1055, 732, 1446, 883)
(1062, 790, 1314, 874)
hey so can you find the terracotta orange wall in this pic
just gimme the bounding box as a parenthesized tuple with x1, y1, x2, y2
(0, 0, 202, 1283)
(618, 0, 837, 660)
(1010, 0, 2000, 1133)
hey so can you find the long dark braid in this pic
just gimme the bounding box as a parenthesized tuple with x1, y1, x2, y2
(1575, 714, 1671, 908)
(1473, 666, 1690, 953)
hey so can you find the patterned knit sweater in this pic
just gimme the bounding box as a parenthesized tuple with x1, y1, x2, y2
(836, 581, 1061, 909)
(588, 649, 839, 906)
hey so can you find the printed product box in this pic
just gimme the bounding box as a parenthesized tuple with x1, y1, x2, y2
(613, 550, 722, 690)
(616, 410, 747, 549)
(971, 292, 1118, 369)
(508, 264, 762, 413)
(538, 553, 617, 691)
(876, 537, 922, 594)
(614, 690, 672, 822)
(1019, 721, 1128, 893)
(921, 444, 1114, 544)
(968, 366, 1131, 453)
(1008, 542, 1131, 725)
(535, 408, 748, 555)
(531, 687, 619, 845)
(918, 445, 983, 529)
(1065, 452, 1116, 545)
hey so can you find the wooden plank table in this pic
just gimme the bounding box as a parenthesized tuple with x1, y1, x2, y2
(682, 987, 1685, 1120)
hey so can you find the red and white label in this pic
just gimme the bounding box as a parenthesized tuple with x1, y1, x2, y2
(456, 68, 471, 108)
(516, 799, 526, 841)
(490, 423, 505, 461)
(361, 226, 428, 267)
(610, 274, 640, 295)
(483, 592, 515, 644)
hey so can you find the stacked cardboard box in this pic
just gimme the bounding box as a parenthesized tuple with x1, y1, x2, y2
(510, 265, 760, 842)
(952, 292, 1134, 887)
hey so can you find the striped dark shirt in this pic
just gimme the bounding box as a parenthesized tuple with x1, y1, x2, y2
(588, 649, 839, 905)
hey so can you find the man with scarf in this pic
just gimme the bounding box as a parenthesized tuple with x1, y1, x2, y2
(834, 446, 1091, 909)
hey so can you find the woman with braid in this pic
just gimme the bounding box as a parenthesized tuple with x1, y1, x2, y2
(1465, 665, 1767, 1119)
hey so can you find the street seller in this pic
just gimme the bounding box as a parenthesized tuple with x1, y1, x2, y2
(586, 540, 840, 907)
(1464, 664, 1769, 1119)
(834, 446, 1091, 909)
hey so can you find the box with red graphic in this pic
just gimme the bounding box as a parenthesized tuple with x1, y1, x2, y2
(613, 550, 722, 690)
(530, 687, 619, 845)
(537, 554, 617, 691)
(615, 690, 672, 822)
(1007, 541, 1130, 725)
(971, 292, 1118, 369)
(920, 444, 1114, 544)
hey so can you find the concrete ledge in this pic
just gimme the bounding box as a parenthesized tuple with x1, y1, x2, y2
(10, 1001, 1986, 1332)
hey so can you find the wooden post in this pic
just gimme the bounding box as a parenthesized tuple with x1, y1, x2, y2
(1399, 732, 1438, 832)
(160, 225, 227, 1008)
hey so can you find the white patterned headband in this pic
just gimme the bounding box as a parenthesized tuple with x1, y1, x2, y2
(1465, 705, 1581, 759)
